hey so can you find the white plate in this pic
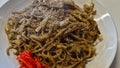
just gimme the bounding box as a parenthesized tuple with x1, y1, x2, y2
(0, 0, 118, 68)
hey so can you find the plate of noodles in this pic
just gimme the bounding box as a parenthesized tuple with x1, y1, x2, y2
(0, 0, 118, 68)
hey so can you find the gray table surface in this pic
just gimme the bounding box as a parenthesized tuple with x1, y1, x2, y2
(0, 0, 119, 68)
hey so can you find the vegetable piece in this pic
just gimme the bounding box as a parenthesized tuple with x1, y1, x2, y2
(17, 50, 49, 68)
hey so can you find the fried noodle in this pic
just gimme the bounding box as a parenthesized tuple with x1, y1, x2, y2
(5, 0, 102, 68)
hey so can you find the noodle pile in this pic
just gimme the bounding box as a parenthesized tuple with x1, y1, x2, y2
(5, 0, 102, 68)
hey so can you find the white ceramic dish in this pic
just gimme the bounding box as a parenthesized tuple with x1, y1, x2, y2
(0, 0, 118, 68)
